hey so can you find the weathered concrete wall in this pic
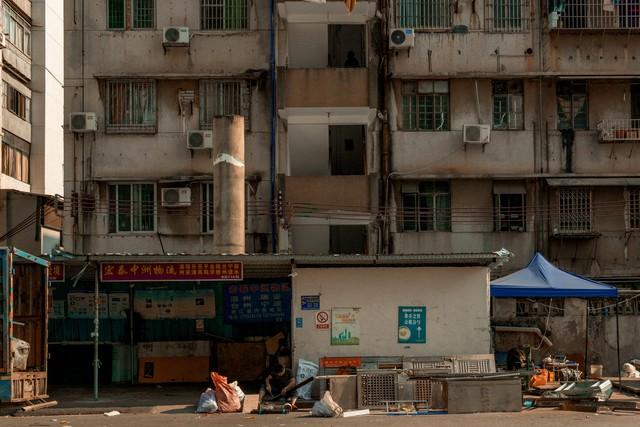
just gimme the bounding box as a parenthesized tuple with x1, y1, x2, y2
(292, 266, 491, 364)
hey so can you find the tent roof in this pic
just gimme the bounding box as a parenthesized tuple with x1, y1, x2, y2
(491, 253, 618, 298)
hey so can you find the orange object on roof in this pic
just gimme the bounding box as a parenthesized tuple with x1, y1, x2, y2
(345, 0, 357, 13)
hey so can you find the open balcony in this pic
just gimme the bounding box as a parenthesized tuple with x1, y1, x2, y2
(550, 0, 640, 31)
(597, 119, 640, 142)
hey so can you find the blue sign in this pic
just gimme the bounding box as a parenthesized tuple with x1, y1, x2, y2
(224, 283, 291, 323)
(398, 306, 426, 344)
(295, 317, 303, 328)
(301, 295, 320, 310)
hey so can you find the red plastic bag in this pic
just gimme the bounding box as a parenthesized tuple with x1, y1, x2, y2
(211, 372, 241, 413)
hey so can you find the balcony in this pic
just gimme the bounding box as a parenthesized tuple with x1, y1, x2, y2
(550, 0, 640, 31)
(284, 68, 369, 108)
(597, 119, 640, 142)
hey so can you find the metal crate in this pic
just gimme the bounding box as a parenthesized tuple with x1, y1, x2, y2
(357, 370, 398, 409)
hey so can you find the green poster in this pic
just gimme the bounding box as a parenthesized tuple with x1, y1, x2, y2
(331, 308, 360, 345)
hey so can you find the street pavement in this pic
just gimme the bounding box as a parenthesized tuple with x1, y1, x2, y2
(2, 409, 640, 427)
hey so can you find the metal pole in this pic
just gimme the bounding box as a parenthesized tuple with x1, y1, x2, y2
(93, 267, 100, 400)
(616, 297, 622, 388)
(584, 299, 589, 379)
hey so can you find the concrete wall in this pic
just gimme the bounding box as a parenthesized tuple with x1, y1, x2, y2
(291, 266, 491, 364)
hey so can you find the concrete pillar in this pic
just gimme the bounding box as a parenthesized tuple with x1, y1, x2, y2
(213, 116, 245, 254)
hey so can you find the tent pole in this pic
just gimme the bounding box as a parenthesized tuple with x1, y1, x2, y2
(616, 296, 622, 388)
(584, 299, 589, 379)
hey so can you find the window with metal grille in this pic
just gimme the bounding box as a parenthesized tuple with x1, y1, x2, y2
(3, 4, 31, 56)
(199, 80, 249, 129)
(133, 0, 155, 29)
(107, 0, 125, 29)
(493, 80, 524, 130)
(590, 298, 640, 316)
(516, 298, 564, 317)
(201, 183, 214, 233)
(105, 80, 157, 133)
(494, 193, 526, 232)
(401, 181, 451, 232)
(201, 0, 248, 30)
(485, 0, 530, 32)
(397, 0, 452, 29)
(108, 183, 155, 233)
(558, 188, 592, 233)
(628, 188, 640, 230)
(3, 81, 31, 122)
(1, 142, 29, 183)
(557, 81, 588, 130)
(401, 80, 449, 131)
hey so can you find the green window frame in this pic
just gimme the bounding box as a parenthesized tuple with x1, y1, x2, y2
(557, 81, 588, 130)
(488, 0, 529, 32)
(108, 0, 126, 30)
(493, 80, 524, 130)
(402, 80, 449, 131)
(109, 183, 155, 233)
(397, 0, 451, 29)
(401, 181, 451, 232)
(133, 0, 155, 29)
(201, 0, 248, 30)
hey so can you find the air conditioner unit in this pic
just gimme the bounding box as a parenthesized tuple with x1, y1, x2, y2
(187, 130, 213, 150)
(161, 188, 191, 207)
(163, 27, 190, 46)
(0, 33, 6, 49)
(69, 112, 98, 133)
(463, 124, 491, 144)
(389, 28, 415, 50)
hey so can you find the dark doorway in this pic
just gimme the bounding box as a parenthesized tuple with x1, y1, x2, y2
(329, 125, 365, 175)
(328, 24, 365, 68)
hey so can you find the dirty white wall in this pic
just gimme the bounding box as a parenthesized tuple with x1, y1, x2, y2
(291, 266, 491, 364)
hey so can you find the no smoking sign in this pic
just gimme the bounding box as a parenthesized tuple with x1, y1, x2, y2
(316, 310, 330, 329)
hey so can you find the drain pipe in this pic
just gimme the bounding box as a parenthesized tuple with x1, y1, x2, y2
(93, 264, 100, 400)
(269, 0, 277, 253)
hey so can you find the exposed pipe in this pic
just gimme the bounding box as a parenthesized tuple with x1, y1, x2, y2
(269, 0, 277, 253)
(616, 297, 621, 387)
(93, 265, 100, 400)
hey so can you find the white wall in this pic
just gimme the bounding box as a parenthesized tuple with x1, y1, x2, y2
(291, 266, 491, 364)
(288, 124, 329, 175)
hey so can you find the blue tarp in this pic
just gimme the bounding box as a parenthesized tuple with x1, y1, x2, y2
(491, 253, 618, 298)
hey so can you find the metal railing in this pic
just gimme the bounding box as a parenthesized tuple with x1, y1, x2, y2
(550, 0, 640, 30)
(485, 0, 531, 32)
(597, 118, 640, 142)
(397, 0, 452, 30)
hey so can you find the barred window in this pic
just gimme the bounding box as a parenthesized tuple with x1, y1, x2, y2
(557, 81, 588, 130)
(202, 183, 214, 233)
(397, 0, 451, 29)
(591, 298, 640, 316)
(401, 181, 451, 232)
(3, 81, 31, 122)
(201, 0, 248, 30)
(108, 0, 154, 29)
(401, 80, 449, 131)
(199, 80, 249, 129)
(3, 4, 32, 56)
(628, 188, 640, 230)
(105, 80, 157, 133)
(107, 0, 125, 29)
(486, 0, 530, 32)
(494, 193, 526, 232)
(1, 142, 29, 184)
(493, 80, 524, 130)
(108, 184, 155, 233)
(558, 188, 592, 233)
(516, 299, 564, 317)
(133, 0, 155, 29)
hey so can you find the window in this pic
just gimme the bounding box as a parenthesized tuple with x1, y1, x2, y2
(516, 299, 564, 317)
(105, 80, 157, 133)
(202, 183, 214, 233)
(3, 5, 31, 56)
(397, 0, 451, 29)
(486, 0, 530, 32)
(330, 225, 368, 254)
(108, 184, 155, 233)
(201, 0, 248, 30)
(199, 80, 249, 129)
(591, 298, 640, 316)
(401, 80, 449, 131)
(401, 181, 451, 232)
(3, 81, 31, 122)
(107, 0, 154, 29)
(558, 188, 592, 233)
(495, 193, 526, 232)
(628, 187, 640, 230)
(557, 81, 588, 130)
(493, 80, 524, 130)
(1, 142, 29, 183)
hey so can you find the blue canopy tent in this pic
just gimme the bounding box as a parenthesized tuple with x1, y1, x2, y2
(491, 253, 620, 380)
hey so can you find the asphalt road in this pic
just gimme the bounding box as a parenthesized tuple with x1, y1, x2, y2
(2, 410, 640, 427)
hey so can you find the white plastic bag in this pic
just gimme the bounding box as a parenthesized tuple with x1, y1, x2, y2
(311, 391, 343, 417)
(230, 381, 245, 403)
(196, 388, 218, 413)
(295, 359, 318, 400)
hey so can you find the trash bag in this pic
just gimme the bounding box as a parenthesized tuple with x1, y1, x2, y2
(295, 359, 318, 400)
(211, 372, 241, 413)
(196, 388, 218, 413)
(11, 338, 30, 371)
(230, 381, 245, 403)
(311, 391, 343, 417)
